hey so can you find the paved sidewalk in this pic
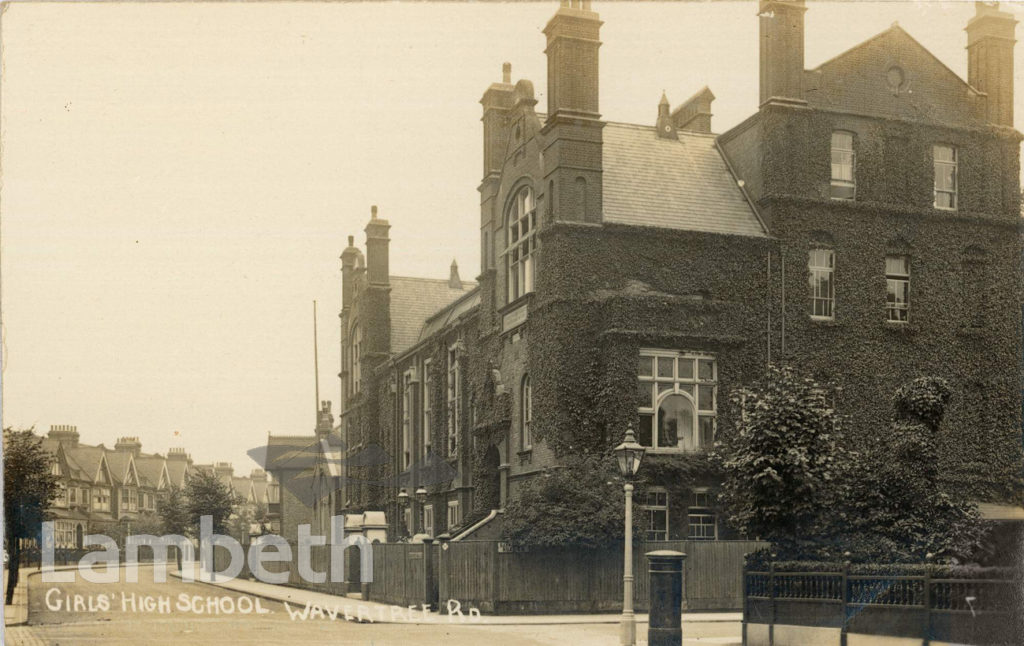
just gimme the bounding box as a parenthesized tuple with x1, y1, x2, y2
(4, 565, 35, 627)
(171, 565, 741, 626)
(4, 625, 47, 646)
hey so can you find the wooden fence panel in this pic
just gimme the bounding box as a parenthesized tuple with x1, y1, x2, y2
(442, 542, 495, 611)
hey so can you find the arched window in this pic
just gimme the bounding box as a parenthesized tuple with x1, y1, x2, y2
(521, 375, 532, 450)
(638, 351, 717, 451)
(506, 186, 537, 302)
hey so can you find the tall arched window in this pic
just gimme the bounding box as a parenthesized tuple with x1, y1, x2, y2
(521, 375, 532, 450)
(506, 186, 537, 302)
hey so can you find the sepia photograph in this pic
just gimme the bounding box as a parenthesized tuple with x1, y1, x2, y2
(2, 1, 1023, 645)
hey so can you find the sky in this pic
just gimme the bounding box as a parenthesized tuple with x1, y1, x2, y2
(2, 1, 1022, 472)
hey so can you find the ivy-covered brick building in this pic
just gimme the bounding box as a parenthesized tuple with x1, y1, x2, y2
(330, 1, 1023, 542)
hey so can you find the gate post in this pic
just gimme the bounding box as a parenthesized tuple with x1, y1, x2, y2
(646, 550, 686, 646)
(422, 538, 437, 610)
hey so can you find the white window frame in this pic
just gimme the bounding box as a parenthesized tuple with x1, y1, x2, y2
(809, 248, 835, 320)
(933, 144, 957, 210)
(885, 255, 910, 323)
(422, 359, 432, 458)
(350, 324, 362, 396)
(830, 131, 856, 200)
(643, 488, 669, 542)
(505, 186, 537, 303)
(447, 344, 460, 458)
(447, 500, 461, 529)
(637, 350, 717, 452)
(687, 488, 717, 540)
(521, 375, 533, 451)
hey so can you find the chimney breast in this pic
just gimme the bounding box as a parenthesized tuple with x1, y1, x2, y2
(364, 206, 391, 286)
(759, 0, 807, 105)
(966, 2, 1017, 126)
(544, 2, 603, 121)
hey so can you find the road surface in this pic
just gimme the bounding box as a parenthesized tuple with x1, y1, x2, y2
(15, 565, 739, 645)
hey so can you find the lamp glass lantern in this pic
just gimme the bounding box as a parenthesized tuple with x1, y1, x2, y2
(614, 425, 645, 479)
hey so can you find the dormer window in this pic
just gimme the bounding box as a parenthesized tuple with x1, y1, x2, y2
(830, 131, 855, 200)
(506, 187, 536, 302)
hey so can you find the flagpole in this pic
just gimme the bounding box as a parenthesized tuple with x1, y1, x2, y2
(314, 300, 320, 420)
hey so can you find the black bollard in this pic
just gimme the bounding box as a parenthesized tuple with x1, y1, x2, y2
(647, 550, 686, 646)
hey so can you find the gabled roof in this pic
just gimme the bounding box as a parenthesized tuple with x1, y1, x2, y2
(251, 477, 269, 503)
(62, 445, 111, 485)
(134, 455, 169, 490)
(602, 123, 766, 237)
(389, 276, 477, 355)
(165, 460, 188, 489)
(805, 24, 985, 126)
(104, 451, 138, 486)
(231, 477, 252, 500)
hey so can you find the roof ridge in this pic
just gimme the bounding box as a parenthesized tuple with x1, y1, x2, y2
(390, 275, 477, 286)
(603, 120, 719, 138)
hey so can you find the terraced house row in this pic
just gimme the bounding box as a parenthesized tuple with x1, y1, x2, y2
(40, 425, 279, 547)
(272, 1, 1023, 545)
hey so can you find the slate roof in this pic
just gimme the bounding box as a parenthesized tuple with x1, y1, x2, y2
(601, 122, 766, 237)
(166, 460, 188, 488)
(265, 434, 319, 472)
(104, 451, 133, 485)
(62, 446, 108, 483)
(417, 289, 480, 346)
(134, 455, 166, 489)
(389, 276, 476, 355)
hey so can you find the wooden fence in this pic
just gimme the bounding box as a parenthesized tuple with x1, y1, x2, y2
(212, 538, 763, 615)
(743, 564, 1022, 645)
(433, 539, 764, 614)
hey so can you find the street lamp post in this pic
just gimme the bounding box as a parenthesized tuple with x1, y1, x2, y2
(614, 424, 646, 646)
(397, 489, 410, 539)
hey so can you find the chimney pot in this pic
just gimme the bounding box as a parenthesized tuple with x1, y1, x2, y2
(502, 62, 512, 84)
(348, 235, 354, 246)
(449, 259, 463, 289)
(371, 205, 378, 219)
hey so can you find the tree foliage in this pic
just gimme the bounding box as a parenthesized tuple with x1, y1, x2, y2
(712, 366, 851, 551)
(844, 377, 982, 562)
(159, 485, 192, 537)
(3, 428, 61, 604)
(714, 369, 982, 563)
(501, 454, 643, 549)
(184, 470, 238, 536)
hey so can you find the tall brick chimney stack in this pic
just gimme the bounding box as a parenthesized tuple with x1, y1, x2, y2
(966, 2, 1017, 126)
(115, 436, 142, 457)
(340, 234, 362, 311)
(167, 447, 190, 462)
(364, 205, 390, 287)
(480, 63, 515, 180)
(214, 461, 234, 480)
(759, 0, 807, 106)
(48, 424, 80, 448)
(541, 0, 605, 225)
(316, 400, 334, 438)
(544, 0, 602, 122)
